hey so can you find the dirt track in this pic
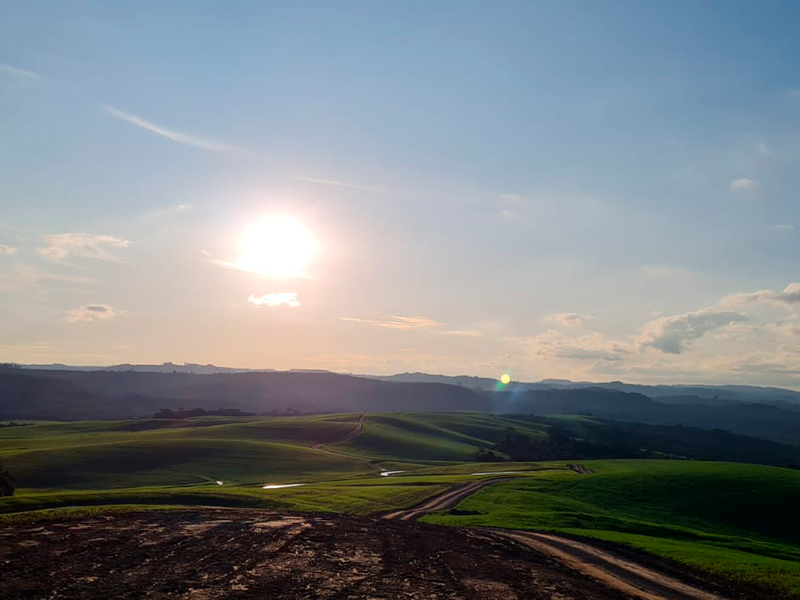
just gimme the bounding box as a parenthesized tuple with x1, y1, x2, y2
(385, 478, 731, 600)
(312, 413, 367, 450)
(0, 509, 639, 600)
(494, 530, 727, 600)
(382, 478, 510, 521)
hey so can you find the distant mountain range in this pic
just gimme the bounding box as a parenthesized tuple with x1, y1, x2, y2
(2, 365, 800, 447)
(10, 363, 800, 404)
(370, 373, 800, 405)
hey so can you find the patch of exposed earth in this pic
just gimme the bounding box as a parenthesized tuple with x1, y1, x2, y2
(1, 509, 634, 600)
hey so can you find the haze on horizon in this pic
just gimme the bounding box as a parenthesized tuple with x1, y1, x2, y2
(1, 2, 799, 389)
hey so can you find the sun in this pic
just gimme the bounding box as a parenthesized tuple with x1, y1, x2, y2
(499, 373, 511, 385)
(236, 215, 318, 278)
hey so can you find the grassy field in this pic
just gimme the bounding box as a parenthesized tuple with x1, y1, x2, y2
(0, 415, 376, 490)
(336, 412, 548, 461)
(423, 459, 800, 597)
(3, 413, 800, 595)
(0, 412, 549, 490)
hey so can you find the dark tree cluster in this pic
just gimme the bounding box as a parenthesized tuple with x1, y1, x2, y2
(0, 454, 15, 497)
(479, 426, 641, 462)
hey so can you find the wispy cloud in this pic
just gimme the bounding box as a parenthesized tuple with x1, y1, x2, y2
(0, 63, 39, 79)
(770, 224, 795, 233)
(729, 177, 758, 194)
(501, 193, 523, 204)
(145, 203, 192, 218)
(507, 330, 629, 362)
(0, 245, 17, 255)
(104, 106, 241, 153)
(441, 329, 483, 338)
(247, 293, 300, 308)
(0, 265, 93, 294)
(286, 174, 388, 193)
(341, 315, 445, 330)
(722, 283, 800, 308)
(37, 233, 130, 262)
(549, 312, 592, 328)
(66, 304, 122, 322)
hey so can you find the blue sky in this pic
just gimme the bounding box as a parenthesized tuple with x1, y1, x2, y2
(1, 1, 799, 386)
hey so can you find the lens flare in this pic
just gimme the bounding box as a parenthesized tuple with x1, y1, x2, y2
(499, 373, 511, 385)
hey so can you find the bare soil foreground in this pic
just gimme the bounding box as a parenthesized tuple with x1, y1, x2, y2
(3, 509, 647, 600)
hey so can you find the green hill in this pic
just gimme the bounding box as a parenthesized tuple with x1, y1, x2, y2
(424, 459, 800, 596)
(335, 413, 549, 461)
(0, 415, 373, 490)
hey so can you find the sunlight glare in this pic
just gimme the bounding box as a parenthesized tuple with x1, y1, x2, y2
(499, 373, 511, 385)
(236, 215, 318, 278)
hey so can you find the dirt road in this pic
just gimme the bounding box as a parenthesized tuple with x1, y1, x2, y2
(385, 477, 730, 600)
(494, 530, 726, 600)
(382, 478, 511, 521)
(312, 413, 367, 450)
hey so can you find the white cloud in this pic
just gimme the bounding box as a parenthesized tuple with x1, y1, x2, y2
(507, 330, 630, 362)
(549, 313, 592, 328)
(499, 209, 517, 219)
(341, 315, 445, 330)
(441, 329, 483, 338)
(0, 245, 17, 255)
(0, 63, 39, 79)
(729, 177, 758, 193)
(637, 308, 749, 354)
(247, 293, 300, 308)
(722, 283, 800, 308)
(104, 106, 240, 153)
(37, 233, 130, 262)
(501, 193, 523, 204)
(770, 224, 795, 232)
(66, 304, 122, 322)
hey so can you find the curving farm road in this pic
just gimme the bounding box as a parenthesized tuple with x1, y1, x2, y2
(382, 478, 511, 521)
(312, 413, 367, 450)
(384, 478, 729, 600)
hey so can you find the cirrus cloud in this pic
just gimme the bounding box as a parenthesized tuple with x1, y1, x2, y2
(0, 245, 17, 255)
(340, 315, 445, 330)
(0, 63, 39, 79)
(37, 233, 130, 262)
(104, 106, 241, 154)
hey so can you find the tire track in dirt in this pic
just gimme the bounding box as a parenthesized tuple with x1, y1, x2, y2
(493, 530, 726, 600)
(382, 478, 511, 521)
(384, 476, 730, 600)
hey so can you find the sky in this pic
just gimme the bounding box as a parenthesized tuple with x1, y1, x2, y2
(1, 1, 799, 387)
